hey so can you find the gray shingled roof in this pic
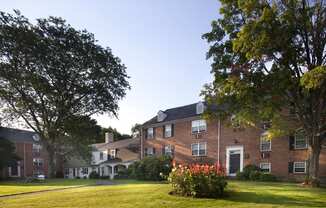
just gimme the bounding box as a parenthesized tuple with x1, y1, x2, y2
(0, 127, 37, 143)
(143, 103, 199, 126)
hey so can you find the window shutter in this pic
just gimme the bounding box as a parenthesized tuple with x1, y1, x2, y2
(144, 148, 147, 157)
(153, 148, 156, 155)
(162, 146, 165, 155)
(289, 135, 294, 150)
(171, 124, 174, 137)
(163, 125, 166, 138)
(288, 162, 293, 173)
(153, 127, 156, 138)
(145, 129, 148, 139)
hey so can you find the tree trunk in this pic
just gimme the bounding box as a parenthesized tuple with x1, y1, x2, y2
(307, 144, 321, 187)
(46, 145, 57, 178)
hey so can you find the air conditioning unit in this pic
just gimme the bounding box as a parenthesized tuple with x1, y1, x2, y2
(195, 133, 203, 139)
(261, 152, 270, 159)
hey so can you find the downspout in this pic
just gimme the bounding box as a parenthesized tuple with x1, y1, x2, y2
(24, 143, 26, 177)
(217, 119, 221, 165)
(140, 127, 143, 160)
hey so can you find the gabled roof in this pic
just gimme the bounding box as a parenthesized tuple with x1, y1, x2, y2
(91, 137, 139, 151)
(0, 127, 37, 143)
(142, 102, 220, 126)
(143, 103, 199, 126)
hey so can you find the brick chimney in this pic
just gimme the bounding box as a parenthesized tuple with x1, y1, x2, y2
(105, 132, 114, 143)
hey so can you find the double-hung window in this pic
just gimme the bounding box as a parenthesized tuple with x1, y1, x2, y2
(294, 129, 308, 149)
(260, 163, 271, 173)
(191, 142, 207, 156)
(164, 124, 172, 138)
(110, 149, 116, 158)
(191, 120, 207, 133)
(146, 147, 154, 156)
(82, 167, 88, 175)
(33, 158, 43, 167)
(32, 144, 42, 153)
(164, 145, 173, 156)
(294, 162, 306, 173)
(99, 152, 104, 160)
(260, 133, 271, 152)
(147, 128, 154, 139)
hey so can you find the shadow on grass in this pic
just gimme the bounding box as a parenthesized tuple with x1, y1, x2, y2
(226, 190, 326, 207)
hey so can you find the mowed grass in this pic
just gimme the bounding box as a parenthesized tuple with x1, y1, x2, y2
(0, 180, 326, 208)
(0, 179, 97, 196)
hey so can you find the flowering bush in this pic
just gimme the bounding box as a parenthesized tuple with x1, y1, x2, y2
(168, 163, 227, 198)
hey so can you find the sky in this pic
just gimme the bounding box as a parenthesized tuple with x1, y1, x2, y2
(1, 0, 220, 134)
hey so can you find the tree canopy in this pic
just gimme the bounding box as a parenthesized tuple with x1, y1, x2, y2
(0, 10, 130, 177)
(203, 0, 325, 185)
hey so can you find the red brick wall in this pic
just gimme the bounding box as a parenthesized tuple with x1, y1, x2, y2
(142, 117, 326, 181)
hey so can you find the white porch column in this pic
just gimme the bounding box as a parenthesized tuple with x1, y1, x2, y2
(110, 164, 115, 179)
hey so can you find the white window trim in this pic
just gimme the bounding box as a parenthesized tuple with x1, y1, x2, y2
(164, 124, 172, 138)
(164, 144, 173, 155)
(147, 128, 154, 139)
(260, 162, 271, 173)
(293, 161, 306, 174)
(110, 149, 116, 158)
(146, 147, 154, 156)
(191, 119, 207, 134)
(260, 133, 271, 152)
(294, 129, 308, 149)
(191, 142, 207, 156)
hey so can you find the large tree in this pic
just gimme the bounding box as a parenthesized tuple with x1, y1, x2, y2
(202, 0, 325, 185)
(0, 10, 130, 177)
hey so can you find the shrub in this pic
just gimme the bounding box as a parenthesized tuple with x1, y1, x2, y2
(236, 165, 260, 180)
(249, 170, 261, 181)
(236, 164, 277, 181)
(259, 173, 277, 182)
(89, 171, 100, 179)
(129, 156, 172, 181)
(168, 163, 227, 198)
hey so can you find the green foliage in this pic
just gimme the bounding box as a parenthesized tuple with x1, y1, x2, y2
(89, 171, 100, 179)
(236, 165, 259, 180)
(128, 156, 172, 181)
(203, 0, 326, 181)
(236, 164, 277, 182)
(168, 164, 227, 198)
(97, 127, 131, 143)
(0, 10, 130, 177)
(0, 137, 20, 170)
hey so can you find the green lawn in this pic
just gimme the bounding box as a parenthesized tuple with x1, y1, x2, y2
(0, 179, 97, 196)
(0, 180, 325, 208)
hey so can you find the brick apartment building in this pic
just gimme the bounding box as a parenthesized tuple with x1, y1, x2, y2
(141, 102, 326, 181)
(0, 127, 50, 178)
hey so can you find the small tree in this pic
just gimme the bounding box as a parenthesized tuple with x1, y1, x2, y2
(0, 10, 130, 177)
(203, 1, 325, 185)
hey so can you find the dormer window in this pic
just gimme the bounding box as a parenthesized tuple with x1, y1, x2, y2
(157, 111, 167, 122)
(196, 102, 205, 114)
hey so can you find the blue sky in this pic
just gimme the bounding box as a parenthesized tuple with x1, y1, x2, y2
(2, 0, 220, 134)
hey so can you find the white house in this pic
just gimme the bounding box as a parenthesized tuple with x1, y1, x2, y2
(64, 133, 139, 179)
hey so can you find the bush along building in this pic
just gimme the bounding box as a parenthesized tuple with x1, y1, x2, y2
(141, 102, 326, 181)
(64, 133, 139, 179)
(0, 127, 51, 178)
